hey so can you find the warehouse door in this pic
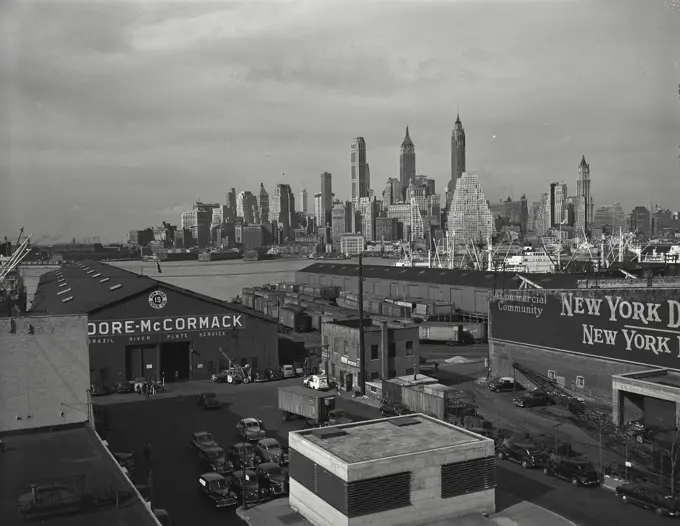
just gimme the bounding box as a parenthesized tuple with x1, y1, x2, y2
(643, 396, 676, 429)
(125, 344, 156, 381)
(160, 341, 191, 381)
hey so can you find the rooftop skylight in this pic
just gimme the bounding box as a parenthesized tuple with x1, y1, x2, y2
(92, 273, 101, 278)
(109, 284, 122, 291)
(61, 296, 74, 303)
(86, 270, 94, 274)
(59, 282, 68, 288)
(100, 278, 110, 283)
(57, 288, 72, 296)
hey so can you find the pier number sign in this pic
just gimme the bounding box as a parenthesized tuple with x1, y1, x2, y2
(149, 291, 168, 309)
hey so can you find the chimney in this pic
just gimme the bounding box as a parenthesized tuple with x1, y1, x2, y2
(31, 484, 37, 503)
(380, 321, 389, 380)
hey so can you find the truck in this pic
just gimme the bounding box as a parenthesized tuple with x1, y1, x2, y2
(278, 386, 336, 423)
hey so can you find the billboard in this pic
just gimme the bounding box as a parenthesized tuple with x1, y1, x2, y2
(489, 289, 680, 370)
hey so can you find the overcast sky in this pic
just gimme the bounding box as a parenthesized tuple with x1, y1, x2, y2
(1, 0, 678, 243)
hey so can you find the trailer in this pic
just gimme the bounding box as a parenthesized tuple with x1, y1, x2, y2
(419, 324, 462, 343)
(278, 386, 336, 422)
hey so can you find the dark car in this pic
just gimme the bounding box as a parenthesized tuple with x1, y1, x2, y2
(256, 438, 286, 464)
(198, 446, 232, 474)
(543, 458, 600, 486)
(616, 483, 680, 516)
(229, 442, 261, 470)
(115, 381, 135, 394)
(623, 421, 658, 444)
(267, 368, 284, 381)
(90, 382, 111, 397)
(379, 402, 411, 417)
(257, 462, 289, 496)
(487, 377, 519, 393)
(328, 409, 353, 425)
(513, 391, 554, 408)
(228, 470, 268, 504)
(197, 393, 221, 410)
(190, 431, 219, 451)
(496, 443, 548, 469)
(252, 370, 269, 383)
(198, 473, 238, 508)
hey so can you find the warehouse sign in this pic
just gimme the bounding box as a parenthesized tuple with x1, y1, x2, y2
(489, 290, 680, 370)
(88, 314, 245, 344)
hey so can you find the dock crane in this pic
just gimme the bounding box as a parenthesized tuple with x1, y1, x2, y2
(217, 348, 251, 384)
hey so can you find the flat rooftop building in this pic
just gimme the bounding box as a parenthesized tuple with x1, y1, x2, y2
(289, 414, 495, 526)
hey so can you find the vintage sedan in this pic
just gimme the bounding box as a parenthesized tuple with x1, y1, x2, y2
(190, 431, 219, 451)
(198, 473, 238, 508)
(266, 368, 284, 381)
(379, 402, 411, 417)
(197, 392, 221, 410)
(496, 443, 548, 469)
(227, 470, 268, 504)
(198, 446, 232, 474)
(229, 442, 261, 470)
(255, 438, 287, 464)
(115, 381, 135, 394)
(616, 483, 680, 516)
(513, 391, 554, 408)
(236, 418, 266, 442)
(543, 458, 600, 486)
(90, 382, 111, 397)
(257, 462, 289, 496)
(252, 370, 269, 383)
(488, 377, 519, 393)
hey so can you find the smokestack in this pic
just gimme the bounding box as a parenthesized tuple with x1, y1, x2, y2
(380, 321, 389, 381)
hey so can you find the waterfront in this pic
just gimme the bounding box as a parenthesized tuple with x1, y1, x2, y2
(23, 257, 391, 307)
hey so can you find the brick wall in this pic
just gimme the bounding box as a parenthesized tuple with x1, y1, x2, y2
(0, 315, 90, 433)
(489, 340, 650, 401)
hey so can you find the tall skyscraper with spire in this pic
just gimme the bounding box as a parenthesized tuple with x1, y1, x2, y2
(351, 137, 369, 207)
(446, 113, 466, 211)
(399, 126, 416, 199)
(575, 154, 594, 236)
(257, 183, 269, 223)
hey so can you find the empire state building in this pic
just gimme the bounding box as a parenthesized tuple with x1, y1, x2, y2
(446, 113, 466, 211)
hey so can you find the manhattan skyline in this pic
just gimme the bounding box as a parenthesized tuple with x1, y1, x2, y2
(1, 0, 679, 242)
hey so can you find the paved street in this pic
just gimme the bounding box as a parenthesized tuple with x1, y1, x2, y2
(98, 376, 669, 526)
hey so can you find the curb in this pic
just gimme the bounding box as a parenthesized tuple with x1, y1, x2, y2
(236, 506, 254, 525)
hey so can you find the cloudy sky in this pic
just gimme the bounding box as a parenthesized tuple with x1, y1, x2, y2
(1, 0, 678, 243)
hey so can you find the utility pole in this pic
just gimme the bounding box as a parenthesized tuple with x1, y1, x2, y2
(241, 428, 248, 509)
(358, 254, 366, 395)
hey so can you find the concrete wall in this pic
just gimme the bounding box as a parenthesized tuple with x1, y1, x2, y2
(0, 315, 90, 433)
(490, 340, 649, 401)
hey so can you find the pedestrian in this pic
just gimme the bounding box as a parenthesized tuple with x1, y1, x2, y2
(174, 370, 179, 383)
(144, 382, 150, 400)
(143, 443, 152, 465)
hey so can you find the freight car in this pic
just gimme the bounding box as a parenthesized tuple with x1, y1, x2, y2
(278, 306, 312, 333)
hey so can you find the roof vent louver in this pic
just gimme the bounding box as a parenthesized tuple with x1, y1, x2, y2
(61, 296, 74, 303)
(57, 288, 72, 296)
(86, 270, 94, 274)
(100, 278, 110, 283)
(109, 284, 122, 291)
(59, 282, 68, 288)
(389, 417, 421, 427)
(311, 428, 348, 439)
(92, 273, 101, 278)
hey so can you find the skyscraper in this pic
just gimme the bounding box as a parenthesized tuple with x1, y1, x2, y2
(351, 137, 369, 207)
(446, 114, 466, 210)
(257, 183, 269, 223)
(300, 188, 308, 214)
(575, 155, 594, 235)
(399, 126, 416, 199)
(270, 184, 295, 241)
(227, 188, 237, 211)
(320, 172, 333, 228)
(236, 191, 258, 224)
(549, 182, 568, 227)
(447, 172, 494, 245)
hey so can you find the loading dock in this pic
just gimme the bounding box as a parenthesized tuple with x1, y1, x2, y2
(613, 369, 680, 428)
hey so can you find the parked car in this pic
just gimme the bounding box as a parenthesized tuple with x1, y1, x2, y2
(212, 371, 230, 383)
(543, 458, 600, 486)
(616, 483, 680, 516)
(197, 393, 221, 410)
(255, 438, 287, 464)
(236, 418, 266, 442)
(281, 365, 296, 378)
(267, 368, 284, 381)
(252, 370, 269, 383)
(190, 431, 219, 451)
(115, 381, 135, 394)
(496, 443, 548, 469)
(229, 442, 261, 470)
(513, 391, 554, 408)
(623, 421, 659, 444)
(90, 382, 111, 396)
(328, 409, 353, 425)
(488, 377, 519, 393)
(227, 470, 268, 505)
(257, 462, 289, 496)
(198, 473, 238, 508)
(303, 375, 329, 391)
(198, 446, 232, 474)
(379, 402, 411, 417)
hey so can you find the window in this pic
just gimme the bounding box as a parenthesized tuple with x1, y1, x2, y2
(370, 344, 379, 360)
(405, 341, 413, 356)
(343, 341, 348, 355)
(548, 370, 556, 381)
(388, 343, 396, 358)
(575, 376, 585, 388)
(388, 369, 396, 379)
(251, 357, 259, 370)
(370, 372, 380, 381)
(207, 360, 214, 372)
(405, 368, 414, 376)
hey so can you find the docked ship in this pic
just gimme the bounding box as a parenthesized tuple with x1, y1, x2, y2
(1, 233, 31, 316)
(198, 248, 241, 262)
(501, 247, 556, 273)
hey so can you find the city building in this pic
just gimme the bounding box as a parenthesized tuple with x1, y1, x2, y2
(314, 193, 323, 230)
(446, 172, 494, 245)
(211, 205, 231, 225)
(340, 233, 365, 256)
(270, 183, 295, 242)
(242, 224, 274, 249)
(550, 182, 568, 227)
(382, 177, 401, 208)
(181, 206, 212, 248)
(574, 155, 594, 236)
(31, 260, 279, 383)
(331, 202, 353, 249)
(320, 172, 333, 229)
(387, 203, 412, 240)
(0, 314, 160, 526)
(489, 196, 529, 235)
(227, 187, 237, 211)
(128, 229, 154, 247)
(630, 206, 651, 237)
(350, 138, 370, 207)
(410, 197, 425, 241)
(300, 188, 308, 214)
(591, 203, 626, 233)
(446, 113, 466, 210)
(375, 217, 400, 242)
(257, 183, 270, 223)
(358, 196, 378, 242)
(652, 207, 680, 235)
(237, 191, 259, 224)
(289, 414, 495, 526)
(399, 126, 416, 199)
(413, 175, 435, 196)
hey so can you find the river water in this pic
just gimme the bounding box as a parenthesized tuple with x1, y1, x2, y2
(23, 257, 391, 306)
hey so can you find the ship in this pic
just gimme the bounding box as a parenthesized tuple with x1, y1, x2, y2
(198, 249, 241, 262)
(1, 231, 31, 316)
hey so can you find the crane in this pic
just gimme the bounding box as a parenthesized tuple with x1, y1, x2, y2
(217, 348, 250, 384)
